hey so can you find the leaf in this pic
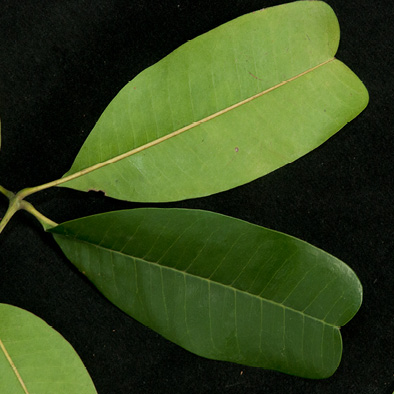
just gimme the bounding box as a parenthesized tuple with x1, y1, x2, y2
(59, 1, 368, 203)
(0, 304, 97, 394)
(50, 208, 362, 379)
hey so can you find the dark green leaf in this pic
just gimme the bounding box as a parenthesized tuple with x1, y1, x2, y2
(51, 208, 362, 378)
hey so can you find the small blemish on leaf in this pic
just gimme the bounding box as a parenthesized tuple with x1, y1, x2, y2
(248, 71, 263, 81)
(235, 147, 239, 153)
(88, 188, 107, 196)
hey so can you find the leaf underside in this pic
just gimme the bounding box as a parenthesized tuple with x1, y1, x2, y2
(60, 0, 368, 203)
(51, 208, 362, 379)
(0, 304, 97, 394)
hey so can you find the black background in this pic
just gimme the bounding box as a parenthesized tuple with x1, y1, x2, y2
(0, 1, 393, 393)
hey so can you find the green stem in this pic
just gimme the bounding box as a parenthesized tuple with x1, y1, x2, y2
(0, 191, 20, 234)
(20, 200, 58, 230)
(17, 177, 75, 200)
(0, 184, 58, 233)
(0, 185, 15, 200)
(0, 197, 20, 233)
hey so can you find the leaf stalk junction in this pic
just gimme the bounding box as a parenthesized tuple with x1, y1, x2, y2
(0, 185, 57, 234)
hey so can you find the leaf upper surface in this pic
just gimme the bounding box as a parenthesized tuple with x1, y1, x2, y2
(51, 208, 363, 378)
(60, 1, 368, 202)
(0, 304, 97, 394)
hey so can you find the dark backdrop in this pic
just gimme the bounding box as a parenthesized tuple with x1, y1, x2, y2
(0, 1, 393, 393)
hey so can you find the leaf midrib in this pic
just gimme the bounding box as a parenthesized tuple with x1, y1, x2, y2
(0, 338, 30, 394)
(57, 233, 340, 329)
(61, 57, 335, 185)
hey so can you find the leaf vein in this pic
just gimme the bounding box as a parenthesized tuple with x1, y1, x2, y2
(40, 58, 335, 192)
(58, 234, 340, 328)
(0, 338, 30, 394)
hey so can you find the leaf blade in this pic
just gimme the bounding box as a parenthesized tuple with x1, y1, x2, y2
(50, 208, 362, 378)
(0, 304, 97, 394)
(60, 1, 368, 202)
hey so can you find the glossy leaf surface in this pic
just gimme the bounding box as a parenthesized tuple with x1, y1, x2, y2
(51, 208, 362, 378)
(0, 304, 97, 394)
(60, 1, 368, 202)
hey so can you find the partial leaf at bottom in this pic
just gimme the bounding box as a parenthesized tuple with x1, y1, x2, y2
(51, 208, 362, 379)
(0, 304, 97, 394)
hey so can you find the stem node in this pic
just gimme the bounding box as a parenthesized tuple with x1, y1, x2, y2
(0, 185, 58, 233)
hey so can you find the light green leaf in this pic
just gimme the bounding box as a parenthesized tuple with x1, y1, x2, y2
(0, 304, 97, 394)
(50, 208, 362, 379)
(60, 1, 368, 203)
